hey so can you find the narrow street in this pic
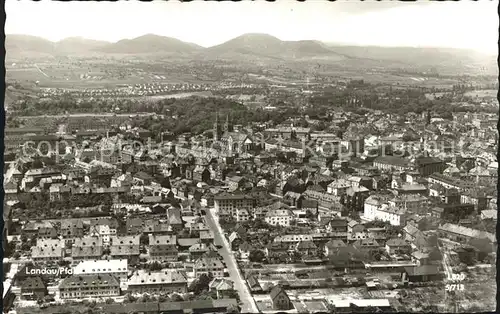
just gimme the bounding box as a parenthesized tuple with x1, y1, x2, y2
(3, 262, 20, 300)
(205, 208, 259, 313)
(437, 240, 453, 281)
(4, 161, 17, 185)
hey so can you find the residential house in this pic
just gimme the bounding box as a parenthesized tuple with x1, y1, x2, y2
(193, 257, 224, 278)
(411, 251, 430, 266)
(31, 246, 64, 262)
(296, 241, 318, 259)
(133, 171, 154, 185)
(209, 278, 235, 299)
(193, 165, 211, 183)
(59, 274, 120, 299)
(324, 239, 347, 256)
(126, 218, 144, 235)
(214, 192, 254, 220)
(344, 186, 370, 211)
(388, 194, 428, 213)
(265, 242, 289, 259)
(110, 235, 140, 263)
(72, 246, 103, 261)
(236, 208, 251, 222)
(301, 199, 319, 216)
(247, 275, 262, 292)
(143, 221, 173, 236)
(353, 239, 381, 256)
(385, 238, 412, 255)
(61, 219, 85, 238)
(228, 232, 242, 251)
(148, 235, 178, 262)
(226, 175, 245, 191)
(326, 217, 348, 233)
(460, 189, 492, 212)
(347, 220, 365, 233)
(402, 265, 441, 283)
(20, 276, 47, 300)
(403, 223, 428, 249)
(127, 270, 187, 294)
(188, 242, 210, 259)
(265, 207, 295, 227)
(270, 285, 293, 310)
(238, 242, 253, 261)
(167, 207, 184, 232)
(327, 179, 352, 196)
(38, 226, 58, 239)
(438, 223, 495, 244)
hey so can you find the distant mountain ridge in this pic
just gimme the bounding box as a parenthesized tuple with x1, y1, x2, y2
(206, 33, 342, 60)
(323, 44, 496, 70)
(5, 33, 496, 74)
(96, 34, 203, 54)
(6, 34, 110, 55)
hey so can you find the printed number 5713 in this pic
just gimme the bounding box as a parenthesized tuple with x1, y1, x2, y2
(446, 284, 465, 291)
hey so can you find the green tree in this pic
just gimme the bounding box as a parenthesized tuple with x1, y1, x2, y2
(188, 273, 213, 295)
(140, 233, 149, 245)
(249, 250, 266, 263)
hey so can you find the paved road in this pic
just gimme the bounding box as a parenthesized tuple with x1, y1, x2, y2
(3, 263, 19, 299)
(205, 208, 259, 313)
(4, 161, 17, 185)
(437, 240, 454, 281)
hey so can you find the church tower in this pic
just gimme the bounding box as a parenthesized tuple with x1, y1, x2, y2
(213, 113, 222, 141)
(223, 114, 233, 133)
(426, 110, 431, 126)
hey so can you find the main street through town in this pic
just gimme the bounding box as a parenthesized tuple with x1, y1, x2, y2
(205, 207, 259, 313)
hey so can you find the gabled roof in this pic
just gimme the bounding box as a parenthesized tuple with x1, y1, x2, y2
(228, 232, 240, 243)
(270, 285, 288, 301)
(21, 276, 46, 290)
(60, 274, 120, 289)
(386, 238, 410, 247)
(209, 278, 234, 291)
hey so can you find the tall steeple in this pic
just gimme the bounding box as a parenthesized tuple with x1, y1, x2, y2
(223, 114, 233, 133)
(213, 112, 222, 141)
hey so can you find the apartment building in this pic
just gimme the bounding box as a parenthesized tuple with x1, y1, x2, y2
(59, 274, 120, 299)
(127, 270, 187, 294)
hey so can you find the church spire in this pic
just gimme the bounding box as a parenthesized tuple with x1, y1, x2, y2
(224, 113, 233, 133)
(213, 111, 222, 141)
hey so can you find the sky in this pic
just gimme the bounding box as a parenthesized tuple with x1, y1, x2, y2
(5, 0, 498, 55)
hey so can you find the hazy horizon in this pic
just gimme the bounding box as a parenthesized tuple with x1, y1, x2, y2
(6, 1, 498, 55)
(5, 32, 497, 57)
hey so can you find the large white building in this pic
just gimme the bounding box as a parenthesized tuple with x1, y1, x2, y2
(364, 196, 406, 226)
(214, 192, 254, 219)
(73, 259, 128, 281)
(265, 208, 296, 227)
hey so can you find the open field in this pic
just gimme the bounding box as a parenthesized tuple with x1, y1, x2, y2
(6, 68, 51, 82)
(335, 71, 459, 89)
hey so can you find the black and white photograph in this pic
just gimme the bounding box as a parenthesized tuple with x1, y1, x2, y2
(2, 1, 498, 313)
